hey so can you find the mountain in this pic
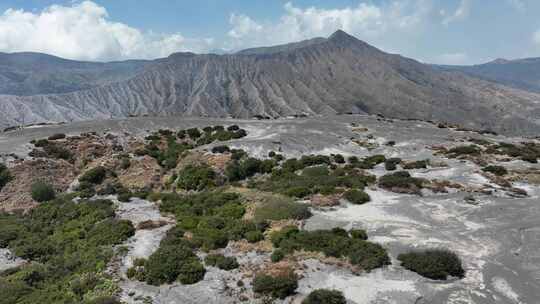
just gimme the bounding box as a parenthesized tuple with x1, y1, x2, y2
(436, 57, 540, 93)
(1, 30, 540, 136)
(0, 52, 148, 95)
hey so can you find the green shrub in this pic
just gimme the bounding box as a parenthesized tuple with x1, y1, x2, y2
(398, 249, 465, 280)
(186, 128, 202, 139)
(272, 228, 390, 271)
(482, 165, 508, 176)
(212, 145, 230, 154)
(343, 189, 370, 205)
(177, 164, 216, 191)
(384, 158, 401, 171)
(30, 181, 56, 202)
(356, 155, 386, 169)
(350, 229, 368, 240)
(42, 143, 73, 161)
(332, 154, 345, 164)
(271, 249, 285, 263)
(245, 230, 264, 243)
(252, 271, 298, 299)
(0, 164, 12, 191)
(254, 197, 311, 222)
(79, 166, 107, 184)
(302, 289, 346, 304)
(178, 260, 206, 284)
(378, 171, 424, 193)
(205, 254, 239, 270)
(143, 239, 203, 285)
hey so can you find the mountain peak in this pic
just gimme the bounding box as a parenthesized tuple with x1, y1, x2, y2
(328, 29, 356, 41)
(489, 58, 510, 65)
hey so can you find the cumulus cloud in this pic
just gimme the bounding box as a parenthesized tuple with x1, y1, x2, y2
(441, 0, 471, 26)
(225, 0, 431, 50)
(435, 52, 469, 65)
(0, 1, 213, 61)
(506, 0, 525, 11)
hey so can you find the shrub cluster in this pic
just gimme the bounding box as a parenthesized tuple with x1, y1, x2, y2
(447, 145, 481, 157)
(384, 158, 401, 171)
(158, 191, 266, 251)
(485, 142, 540, 163)
(302, 289, 347, 304)
(79, 166, 107, 184)
(397, 249, 465, 280)
(176, 164, 217, 191)
(225, 157, 276, 181)
(128, 227, 206, 285)
(0, 198, 134, 303)
(378, 171, 424, 194)
(482, 165, 508, 176)
(252, 270, 298, 299)
(402, 160, 429, 170)
(254, 164, 375, 199)
(271, 227, 389, 271)
(47, 133, 66, 140)
(205, 254, 239, 270)
(253, 196, 312, 222)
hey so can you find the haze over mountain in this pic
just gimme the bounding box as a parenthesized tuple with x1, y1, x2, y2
(436, 57, 540, 93)
(1, 30, 540, 136)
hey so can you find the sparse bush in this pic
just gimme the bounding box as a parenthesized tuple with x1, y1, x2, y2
(245, 230, 264, 243)
(79, 166, 107, 184)
(186, 128, 202, 139)
(252, 271, 298, 299)
(398, 249, 465, 280)
(177, 164, 216, 191)
(205, 254, 239, 270)
(332, 154, 345, 164)
(482, 165, 508, 176)
(30, 181, 56, 202)
(378, 171, 424, 193)
(271, 249, 285, 263)
(384, 158, 401, 171)
(350, 229, 368, 240)
(343, 189, 370, 205)
(302, 289, 346, 304)
(212, 145, 230, 154)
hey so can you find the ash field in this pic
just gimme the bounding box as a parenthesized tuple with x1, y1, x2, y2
(1, 114, 539, 304)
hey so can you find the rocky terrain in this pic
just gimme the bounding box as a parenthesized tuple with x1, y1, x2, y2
(1, 114, 539, 304)
(2, 31, 540, 136)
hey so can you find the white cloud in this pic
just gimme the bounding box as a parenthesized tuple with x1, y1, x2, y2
(442, 0, 471, 26)
(225, 0, 432, 50)
(0, 1, 213, 61)
(533, 29, 540, 46)
(506, 0, 525, 11)
(435, 52, 469, 65)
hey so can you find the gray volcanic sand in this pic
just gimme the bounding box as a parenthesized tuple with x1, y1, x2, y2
(1, 114, 539, 303)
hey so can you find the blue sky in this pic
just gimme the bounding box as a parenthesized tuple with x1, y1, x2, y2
(0, 0, 539, 64)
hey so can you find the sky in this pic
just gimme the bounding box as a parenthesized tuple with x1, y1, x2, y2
(0, 0, 539, 64)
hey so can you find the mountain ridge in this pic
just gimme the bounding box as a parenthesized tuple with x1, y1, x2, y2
(1, 30, 540, 136)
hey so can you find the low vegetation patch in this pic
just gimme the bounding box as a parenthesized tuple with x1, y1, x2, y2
(252, 270, 298, 299)
(397, 249, 465, 280)
(343, 189, 371, 205)
(482, 165, 508, 176)
(302, 289, 347, 304)
(271, 227, 390, 271)
(378, 171, 424, 194)
(0, 197, 134, 303)
(253, 196, 311, 222)
(205, 254, 239, 270)
(176, 164, 217, 191)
